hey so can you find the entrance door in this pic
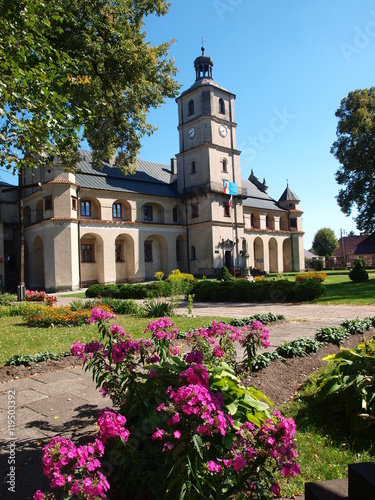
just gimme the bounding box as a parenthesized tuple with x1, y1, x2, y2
(225, 250, 232, 270)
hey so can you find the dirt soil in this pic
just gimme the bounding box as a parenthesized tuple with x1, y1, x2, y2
(1, 330, 374, 406)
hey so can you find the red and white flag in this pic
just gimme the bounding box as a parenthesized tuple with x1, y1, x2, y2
(228, 195, 233, 207)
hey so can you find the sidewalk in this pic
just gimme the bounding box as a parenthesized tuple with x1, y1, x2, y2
(0, 300, 374, 499)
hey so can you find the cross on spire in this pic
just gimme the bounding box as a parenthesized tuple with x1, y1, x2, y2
(200, 35, 206, 55)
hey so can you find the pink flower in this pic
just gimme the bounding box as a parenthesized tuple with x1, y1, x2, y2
(183, 350, 203, 364)
(149, 370, 157, 379)
(89, 307, 116, 324)
(97, 408, 129, 444)
(233, 454, 247, 472)
(168, 413, 180, 425)
(152, 428, 164, 440)
(33, 491, 44, 500)
(207, 460, 221, 473)
(212, 345, 225, 357)
(173, 430, 181, 439)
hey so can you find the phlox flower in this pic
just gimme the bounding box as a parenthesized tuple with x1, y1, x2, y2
(183, 350, 203, 364)
(173, 430, 181, 439)
(97, 408, 129, 444)
(167, 412, 180, 425)
(89, 307, 116, 324)
(70, 341, 86, 360)
(152, 427, 164, 440)
(149, 370, 157, 378)
(179, 364, 209, 388)
(207, 460, 221, 473)
(212, 345, 225, 357)
(33, 491, 44, 500)
(169, 345, 179, 355)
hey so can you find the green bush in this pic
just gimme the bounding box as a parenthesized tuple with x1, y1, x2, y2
(293, 280, 326, 302)
(98, 298, 141, 315)
(216, 265, 234, 281)
(85, 283, 105, 298)
(311, 259, 324, 271)
(349, 258, 369, 282)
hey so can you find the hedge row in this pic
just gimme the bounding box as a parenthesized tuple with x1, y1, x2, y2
(191, 279, 325, 303)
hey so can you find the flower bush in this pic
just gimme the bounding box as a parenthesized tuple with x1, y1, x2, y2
(295, 272, 327, 283)
(35, 308, 300, 499)
(23, 304, 93, 327)
(25, 289, 46, 302)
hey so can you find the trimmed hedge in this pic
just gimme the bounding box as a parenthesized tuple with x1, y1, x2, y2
(191, 279, 325, 303)
(86, 281, 173, 299)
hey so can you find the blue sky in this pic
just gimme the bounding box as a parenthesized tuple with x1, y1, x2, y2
(1, 1, 374, 249)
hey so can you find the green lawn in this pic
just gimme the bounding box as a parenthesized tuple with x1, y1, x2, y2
(317, 274, 375, 304)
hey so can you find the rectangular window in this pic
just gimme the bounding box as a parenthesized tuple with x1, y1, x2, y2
(113, 203, 122, 219)
(223, 202, 230, 217)
(80, 200, 91, 217)
(144, 205, 153, 222)
(144, 240, 153, 262)
(191, 203, 199, 219)
(81, 242, 95, 262)
(72, 197, 77, 211)
(44, 196, 53, 211)
(289, 218, 297, 230)
(115, 242, 123, 262)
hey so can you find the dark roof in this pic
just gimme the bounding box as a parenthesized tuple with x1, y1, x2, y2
(334, 235, 368, 258)
(75, 151, 179, 198)
(355, 233, 375, 255)
(278, 185, 300, 203)
(177, 78, 234, 99)
(241, 178, 287, 212)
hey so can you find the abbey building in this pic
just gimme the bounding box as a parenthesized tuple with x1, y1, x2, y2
(0, 49, 304, 292)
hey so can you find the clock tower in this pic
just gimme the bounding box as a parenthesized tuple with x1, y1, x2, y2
(175, 47, 243, 276)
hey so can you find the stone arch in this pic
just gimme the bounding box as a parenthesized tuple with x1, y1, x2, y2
(33, 236, 45, 289)
(80, 197, 101, 219)
(269, 237, 278, 273)
(114, 233, 135, 283)
(251, 212, 260, 229)
(253, 237, 264, 271)
(112, 199, 131, 221)
(80, 233, 104, 286)
(143, 234, 168, 280)
(283, 238, 292, 272)
(141, 202, 165, 224)
(266, 214, 275, 230)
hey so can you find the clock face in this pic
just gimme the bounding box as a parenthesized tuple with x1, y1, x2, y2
(188, 127, 196, 139)
(219, 125, 227, 138)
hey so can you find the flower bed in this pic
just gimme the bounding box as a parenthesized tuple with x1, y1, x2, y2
(23, 304, 92, 327)
(34, 309, 300, 499)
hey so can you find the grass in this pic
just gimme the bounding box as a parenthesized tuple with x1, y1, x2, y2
(317, 274, 375, 305)
(277, 369, 375, 497)
(0, 314, 227, 364)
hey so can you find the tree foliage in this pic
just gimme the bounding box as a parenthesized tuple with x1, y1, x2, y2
(311, 228, 338, 257)
(331, 87, 375, 233)
(0, 0, 179, 173)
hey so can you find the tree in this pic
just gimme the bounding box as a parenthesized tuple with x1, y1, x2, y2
(0, 0, 179, 173)
(311, 228, 338, 257)
(331, 87, 375, 234)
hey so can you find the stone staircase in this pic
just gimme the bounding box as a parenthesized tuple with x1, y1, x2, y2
(305, 462, 375, 500)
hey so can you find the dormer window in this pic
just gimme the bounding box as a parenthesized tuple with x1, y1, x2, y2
(188, 100, 194, 116)
(219, 98, 225, 114)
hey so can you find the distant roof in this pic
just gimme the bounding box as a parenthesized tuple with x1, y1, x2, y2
(278, 185, 300, 203)
(75, 151, 179, 199)
(334, 235, 368, 257)
(355, 232, 375, 255)
(304, 249, 316, 259)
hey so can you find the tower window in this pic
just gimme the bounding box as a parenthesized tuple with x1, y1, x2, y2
(191, 203, 199, 219)
(173, 207, 178, 223)
(224, 202, 230, 217)
(44, 196, 53, 211)
(289, 218, 297, 230)
(190, 246, 196, 260)
(222, 158, 228, 173)
(190, 160, 196, 174)
(219, 98, 225, 114)
(188, 100, 194, 116)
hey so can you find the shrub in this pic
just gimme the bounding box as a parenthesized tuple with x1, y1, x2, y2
(85, 283, 105, 298)
(154, 270, 164, 281)
(98, 298, 141, 315)
(36, 310, 300, 500)
(349, 258, 369, 282)
(0, 293, 17, 306)
(293, 280, 326, 302)
(315, 326, 350, 346)
(311, 259, 324, 271)
(143, 297, 175, 317)
(22, 303, 92, 327)
(216, 265, 234, 281)
(316, 335, 375, 433)
(295, 271, 327, 283)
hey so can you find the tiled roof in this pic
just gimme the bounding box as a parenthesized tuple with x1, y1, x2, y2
(75, 151, 179, 198)
(241, 178, 287, 212)
(334, 235, 368, 257)
(355, 233, 375, 255)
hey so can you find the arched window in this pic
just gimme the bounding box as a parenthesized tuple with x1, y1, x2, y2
(190, 160, 196, 174)
(219, 98, 225, 114)
(222, 158, 228, 173)
(188, 100, 194, 116)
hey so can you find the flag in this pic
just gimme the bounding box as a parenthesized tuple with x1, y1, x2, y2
(228, 195, 233, 207)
